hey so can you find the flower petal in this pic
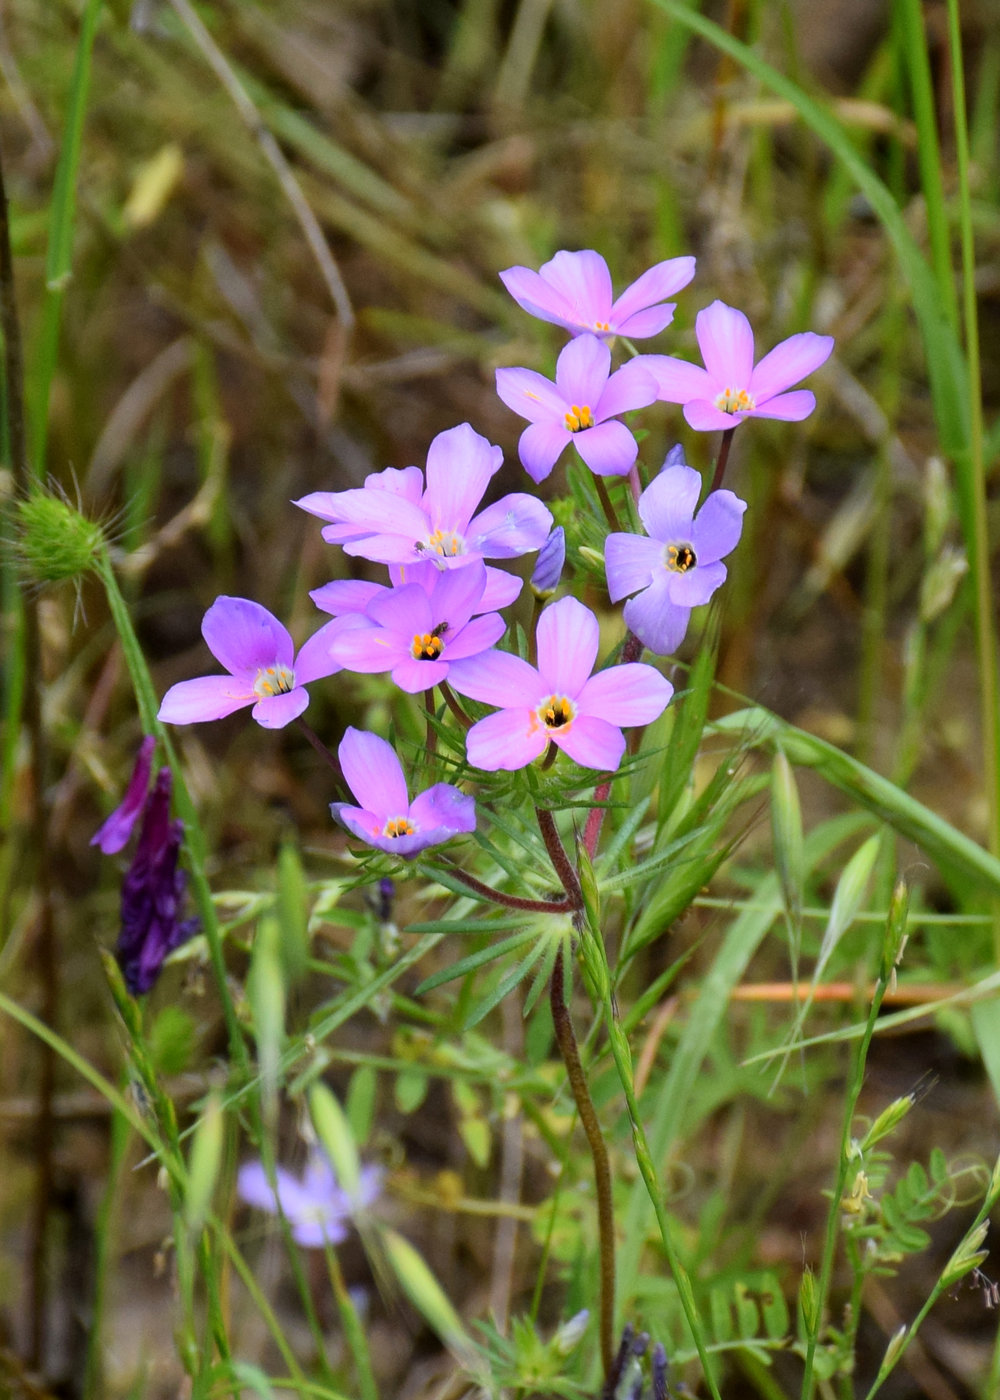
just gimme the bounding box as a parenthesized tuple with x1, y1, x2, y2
(468, 492, 554, 557)
(622, 578, 690, 656)
(536, 596, 598, 695)
(466, 708, 547, 771)
(446, 649, 541, 708)
(294, 619, 352, 685)
(202, 597, 293, 677)
(443, 613, 506, 661)
(610, 256, 696, 326)
(251, 688, 309, 729)
(644, 355, 715, 405)
(310, 579, 384, 616)
(636, 463, 702, 540)
(391, 657, 452, 692)
(424, 423, 503, 535)
(408, 783, 477, 838)
(499, 264, 577, 328)
(539, 250, 614, 330)
(554, 715, 625, 770)
(158, 675, 255, 724)
(750, 332, 833, 403)
(749, 389, 817, 422)
(667, 559, 727, 606)
(495, 366, 567, 424)
(615, 305, 677, 339)
(695, 301, 755, 386)
(604, 533, 663, 602)
(482, 566, 523, 610)
(574, 419, 639, 477)
(338, 727, 408, 815)
(596, 358, 659, 420)
(690, 489, 747, 563)
(517, 421, 570, 483)
(554, 333, 611, 405)
(683, 399, 749, 432)
(577, 663, 674, 725)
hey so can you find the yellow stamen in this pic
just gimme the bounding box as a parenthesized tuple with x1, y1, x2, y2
(383, 816, 416, 838)
(411, 631, 445, 661)
(537, 693, 575, 731)
(714, 386, 755, 415)
(252, 662, 296, 698)
(665, 542, 697, 574)
(563, 404, 595, 433)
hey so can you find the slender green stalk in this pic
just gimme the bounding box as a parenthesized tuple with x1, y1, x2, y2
(324, 1242, 379, 1400)
(945, 0, 1000, 919)
(550, 944, 615, 1378)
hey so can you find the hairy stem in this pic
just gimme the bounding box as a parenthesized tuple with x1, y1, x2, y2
(550, 945, 615, 1376)
(440, 862, 572, 913)
(535, 807, 584, 910)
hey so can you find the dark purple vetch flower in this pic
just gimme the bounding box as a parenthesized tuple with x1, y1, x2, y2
(327, 560, 505, 693)
(311, 556, 522, 620)
(605, 458, 747, 656)
(237, 1152, 382, 1249)
(530, 525, 565, 600)
(645, 300, 834, 431)
(91, 736, 156, 854)
(116, 768, 200, 995)
(500, 249, 696, 340)
(157, 597, 347, 730)
(332, 727, 476, 858)
(447, 595, 673, 772)
(295, 422, 551, 570)
(495, 333, 658, 483)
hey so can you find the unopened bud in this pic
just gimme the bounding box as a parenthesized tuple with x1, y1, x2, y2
(531, 526, 565, 599)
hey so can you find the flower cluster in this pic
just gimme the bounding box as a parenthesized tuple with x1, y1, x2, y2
(147, 246, 831, 869)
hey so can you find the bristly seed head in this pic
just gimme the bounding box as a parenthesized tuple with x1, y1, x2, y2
(14, 486, 105, 584)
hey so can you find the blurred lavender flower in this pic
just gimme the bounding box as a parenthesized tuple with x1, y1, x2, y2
(111, 764, 200, 995)
(530, 526, 566, 600)
(237, 1151, 382, 1248)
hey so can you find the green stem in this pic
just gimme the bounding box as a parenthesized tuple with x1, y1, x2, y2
(593, 473, 622, 531)
(550, 945, 615, 1378)
(324, 1242, 379, 1400)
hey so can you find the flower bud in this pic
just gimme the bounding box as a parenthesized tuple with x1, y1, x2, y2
(530, 525, 565, 600)
(659, 442, 688, 471)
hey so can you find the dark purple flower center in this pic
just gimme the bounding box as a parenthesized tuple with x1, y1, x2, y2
(665, 542, 697, 573)
(563, 404, 594, 433)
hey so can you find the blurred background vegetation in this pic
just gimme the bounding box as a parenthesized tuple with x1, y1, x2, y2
(2, 0, 1000, 1396)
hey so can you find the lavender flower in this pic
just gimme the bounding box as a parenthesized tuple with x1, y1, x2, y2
(311, 558, 523, 619)
(605, 457, 747, 655)
(448, 596, 673, 771)
(500, 249, 696, 340)
(332, 727, 476, 857)
(157, 596, 345, 730)
(295, 422, 552, 569)
(115, 767, 200, 995)
(646, 300, 834, 430)
(91, 736, 156, 854)
(496, 334, 658, 483)
(237, 1151, 382, 1248)
(327, 560, 505, 693)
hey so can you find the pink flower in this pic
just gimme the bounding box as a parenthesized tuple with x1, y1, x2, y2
(447, 596, 673, 771)
(295, 423, 551, 570)
(500, 249, 696, 340)
(332, 728, 476, 858)
(238, 1152, 382, 1249)
(157, 597, 345, 730)
(496, 334, 658, 483)
(646, 300, 834, 431)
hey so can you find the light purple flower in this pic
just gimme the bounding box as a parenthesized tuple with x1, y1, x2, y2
(500, 249, 696, 340)
(332, 727, 476, 858)
(605, 458, 747, 655)
(237, 1152, 382, 1249)
(447, 596, 673, 771)
(311, 557, 522, 619)
(92, 736, 156, 854)
(645, 300, 834, 431)
(157, 597, 345, 730)
(328, 560, 505, 693)
(496, 334, 658, 483)
(295, 422, 552, 570)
